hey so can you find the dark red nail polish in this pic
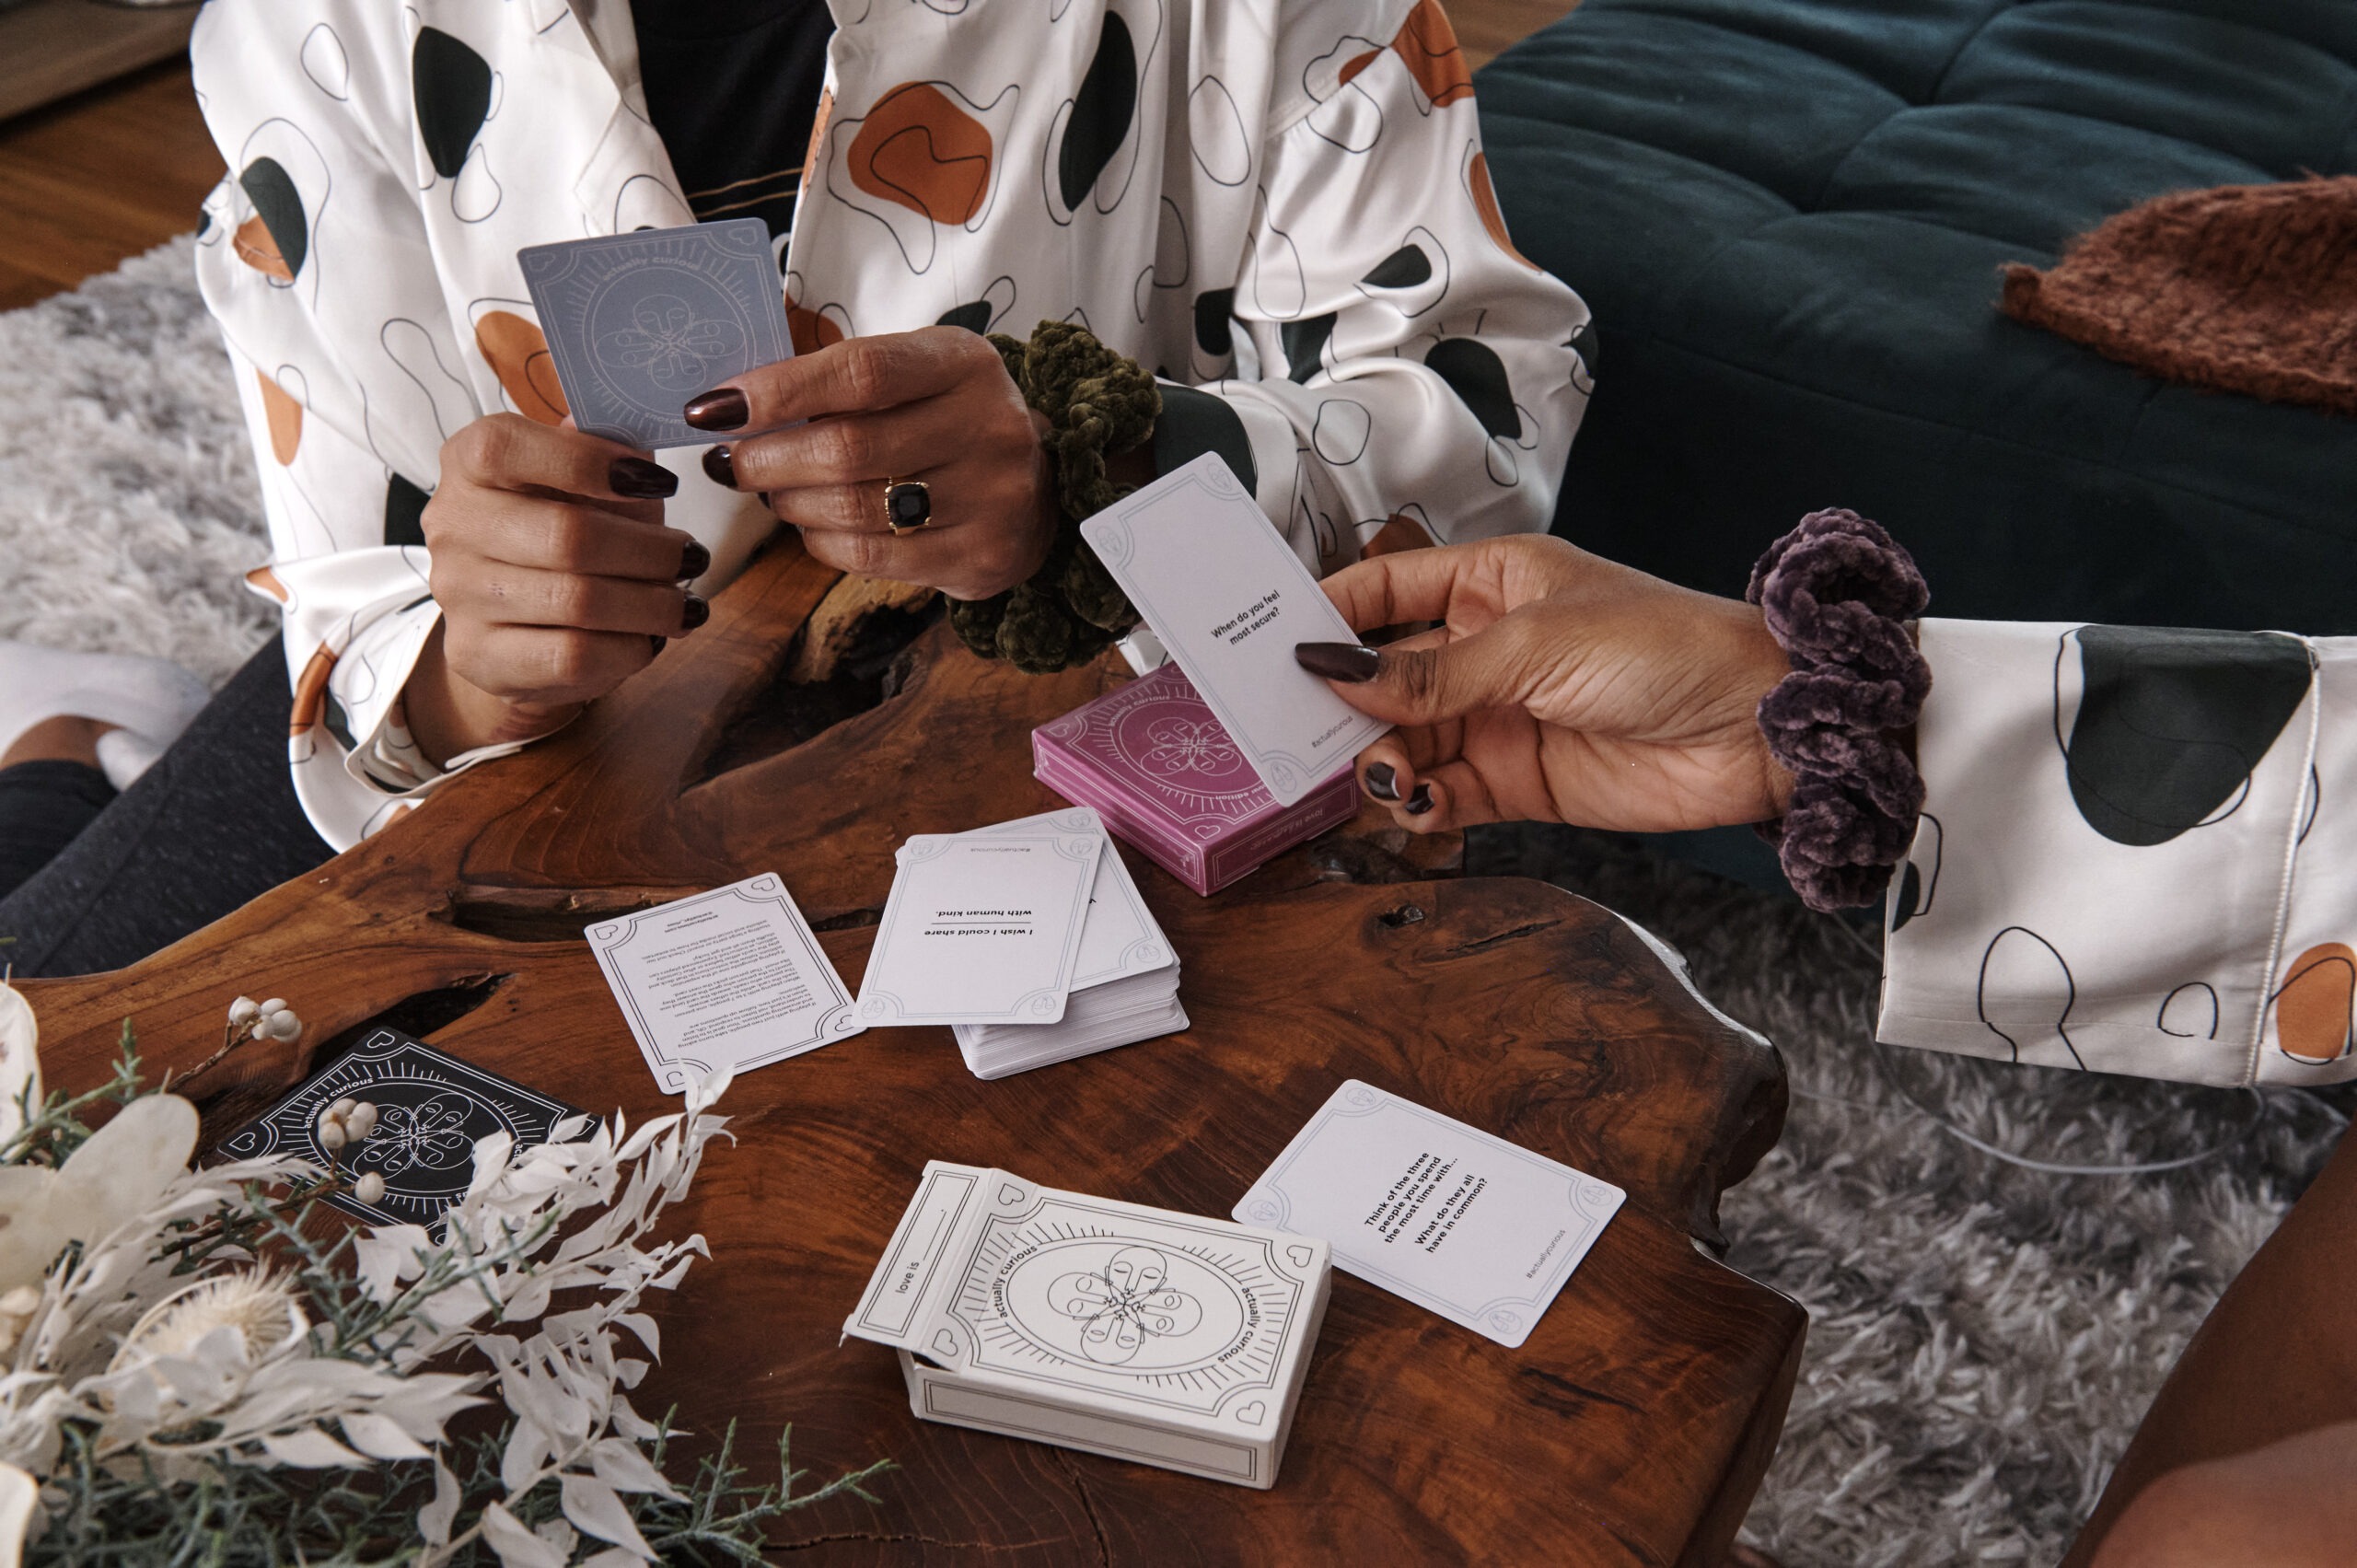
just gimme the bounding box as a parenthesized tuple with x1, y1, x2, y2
(677, 540, 711, 580)
(609, 456, 678, 499)
(1405, 783, 1434, 816)
(682, 388, 749, 431)
(702, 445, 736, 487)
(1363, 761, 1400, 802)
(680, 594, 710, 632)
(1295, 641, 1381, 682)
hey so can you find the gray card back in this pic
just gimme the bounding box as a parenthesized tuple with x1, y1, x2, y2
(519, 218, 793, 449)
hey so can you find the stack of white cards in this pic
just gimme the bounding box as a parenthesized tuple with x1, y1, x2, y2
(855, 807, 1187, 1078)
(843, 1162, 1332, 1488)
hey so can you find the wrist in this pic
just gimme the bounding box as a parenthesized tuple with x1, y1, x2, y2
(404, 624, 580, 767)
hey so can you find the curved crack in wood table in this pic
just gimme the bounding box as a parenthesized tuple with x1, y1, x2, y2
(18, 542, 1803, 1567)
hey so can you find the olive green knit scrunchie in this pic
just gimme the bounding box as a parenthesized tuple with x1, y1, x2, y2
(948, 320, 1160, 675)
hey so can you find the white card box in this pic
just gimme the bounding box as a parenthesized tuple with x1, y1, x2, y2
(843, 1162, 1332, 1488)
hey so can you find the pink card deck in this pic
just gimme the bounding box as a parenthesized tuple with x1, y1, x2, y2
(1032, 665, 1358, 897)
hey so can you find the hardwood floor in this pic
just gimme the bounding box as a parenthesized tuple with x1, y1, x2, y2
(0, 0, 1578, 309)
(0, 60, 220, 310)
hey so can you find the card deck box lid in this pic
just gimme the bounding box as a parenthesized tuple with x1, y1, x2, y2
(843, 1162, 1332, 1489)
(1031, 665, 1358, 896)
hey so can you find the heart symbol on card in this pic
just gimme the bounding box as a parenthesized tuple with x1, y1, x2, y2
(1248, 1199, 1281, 1225)
(999, 1184, 1025, 1205)
(932, 1330, 959, 1359)
(1285, 1245, 1315, 1270)
(1236, 1401, 1268, 1426)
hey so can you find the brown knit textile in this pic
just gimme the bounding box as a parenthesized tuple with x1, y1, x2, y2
(2001, 176, 2357, 417)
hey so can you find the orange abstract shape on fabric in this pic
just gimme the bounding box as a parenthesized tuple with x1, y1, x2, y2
(2275, 942, 2356, 1063)
(787, 294, 846, 357)
(289, 645, 337, 738)
(256, 370, 303, 465)
(475, 310, 569, 424)
(1338, 48, 1382, 88)
(1391, 0, 1474, 107)
(802, 86, 834, 195)
(1467, 150, 1537, 269)
(1364, 512, 1436, 557)
(234, 214, 295, 282)
(245, 565, 290, 604)
(847, 82, 994, 226)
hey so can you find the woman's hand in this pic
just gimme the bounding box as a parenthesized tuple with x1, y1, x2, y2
(1295, 535, 1794, 834)
(408, 414, 708, 764)
(682, 327, 1056, 601)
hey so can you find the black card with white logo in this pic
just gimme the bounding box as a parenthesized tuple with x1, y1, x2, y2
(213, 1028, 582, 1225)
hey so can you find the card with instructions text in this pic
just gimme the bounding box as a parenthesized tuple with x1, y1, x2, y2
(588, 873, 861, 1094)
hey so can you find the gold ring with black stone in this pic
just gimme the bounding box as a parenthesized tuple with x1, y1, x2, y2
(884, 478, 932, 534)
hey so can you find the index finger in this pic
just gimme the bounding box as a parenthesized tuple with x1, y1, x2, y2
(681, 328, 979, 435)
(1318, 545, 1492, 636)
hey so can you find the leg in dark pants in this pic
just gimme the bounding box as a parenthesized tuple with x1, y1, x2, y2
(0, 635, 334, 978)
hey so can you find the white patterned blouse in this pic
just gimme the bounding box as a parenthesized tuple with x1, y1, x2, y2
(187, 0, 1593, 850)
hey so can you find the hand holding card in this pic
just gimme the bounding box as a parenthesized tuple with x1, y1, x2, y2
(1082, 456, 1391, 805)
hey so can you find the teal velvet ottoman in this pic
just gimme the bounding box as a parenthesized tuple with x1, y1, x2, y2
(1478, 0, 2357, 633)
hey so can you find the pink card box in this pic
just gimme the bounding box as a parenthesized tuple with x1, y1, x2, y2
(1032, 664, 1359, 897)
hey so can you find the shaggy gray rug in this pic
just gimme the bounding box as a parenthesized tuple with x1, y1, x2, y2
(7, 240, 2351, 1566)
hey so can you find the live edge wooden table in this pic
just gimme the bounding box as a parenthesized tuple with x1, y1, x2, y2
(18, 542, 1803, 1567)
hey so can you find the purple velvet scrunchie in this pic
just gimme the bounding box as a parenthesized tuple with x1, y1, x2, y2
(1746, 508, 1931, 913)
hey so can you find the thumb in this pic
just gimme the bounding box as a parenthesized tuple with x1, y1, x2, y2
(1294, 621, 1537, 726)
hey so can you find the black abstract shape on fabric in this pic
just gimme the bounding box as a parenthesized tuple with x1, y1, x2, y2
(1282, 313, 1336, 384)
(239, 157, 308, 280)
(1568, 319, 1600, 377)
(1977, 925, 2084, 1069)
(1888, 812, 1942, 934)
(2158, 981, 2220, 1040)
(413, 27, 495, 181)
(1362, 244, 1431, 288)
(385, 472, 431, 548)
(2059, 625, 2313, 847)
(1193, 286, 1235, 356)
(323, 691, 358, 754)
(1424, 338, 1518, 439)
(1154, 384, 1255, 494)
(1059, 13, 1137, 212)
(196, 205, 213, 238)
(937, 301, 993, 333)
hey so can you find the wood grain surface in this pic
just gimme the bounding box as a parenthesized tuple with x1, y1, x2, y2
(17, 540, 1799, 1566)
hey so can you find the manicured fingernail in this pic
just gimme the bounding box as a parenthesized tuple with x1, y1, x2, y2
(609, 456, 677, 499)
(680, 594, 710, 632)
(682, 388, 749, 431)
(702, 445, 736, 487)
(677, 540, 711, 580)
(1363, 761, 1400, 802)
(1405, 783, 1434, 816)
(1295, 641, 1381, 682)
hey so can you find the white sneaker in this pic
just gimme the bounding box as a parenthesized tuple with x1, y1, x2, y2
(0, 641, 211, 789)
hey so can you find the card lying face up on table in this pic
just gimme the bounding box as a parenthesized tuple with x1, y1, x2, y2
(853, 822, 1104, 1028)
(518, 218, 791, 449)
(950, 808, 1186, 1078)
(588, 873, 863, 1095)
(1237, 1081, 1626, 1349)
(1080, 455, 1391, 806)
(843, 1162, 1331, 1488)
